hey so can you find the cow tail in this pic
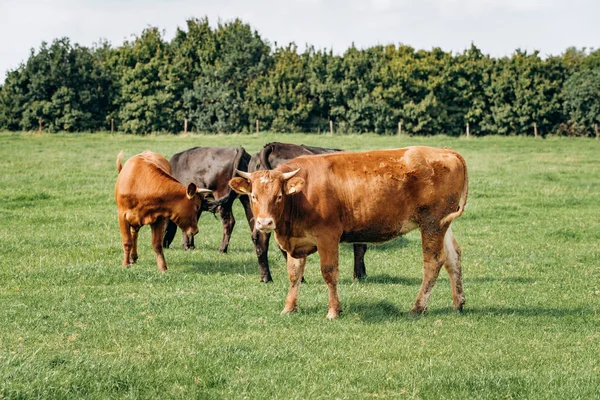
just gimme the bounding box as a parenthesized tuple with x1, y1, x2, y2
(440, 152, 469, 227)
(116, 151, 124, 174)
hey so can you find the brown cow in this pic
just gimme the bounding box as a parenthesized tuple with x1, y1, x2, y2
(229, 146, 468, 319)
(115, 151, 212, 271)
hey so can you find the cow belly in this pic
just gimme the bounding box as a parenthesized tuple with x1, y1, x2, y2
(341, 221, 418, 244)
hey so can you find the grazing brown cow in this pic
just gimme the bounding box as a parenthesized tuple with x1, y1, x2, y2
(230, 146, 468, 319)
(115, 151, 212, 271)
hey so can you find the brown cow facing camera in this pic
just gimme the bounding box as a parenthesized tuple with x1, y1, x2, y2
(230, 146, 468, 319)
(115, 151, 212, 271)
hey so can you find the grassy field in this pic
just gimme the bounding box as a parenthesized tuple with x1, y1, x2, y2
(1, 132, 599, 399)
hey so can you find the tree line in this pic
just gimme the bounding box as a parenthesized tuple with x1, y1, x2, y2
(1, 17, 599, 136)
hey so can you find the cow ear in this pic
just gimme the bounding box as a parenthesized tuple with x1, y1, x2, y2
(285, 177, 304, 195)
(229, 177, 251, 195)
(186, 182, 198, 199)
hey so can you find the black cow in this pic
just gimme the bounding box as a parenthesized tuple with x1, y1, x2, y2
(248, 142, 368, 282)
(163, 147, 254, 253)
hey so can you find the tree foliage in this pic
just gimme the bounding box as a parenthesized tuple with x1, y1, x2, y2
(0, 17, 598, 135)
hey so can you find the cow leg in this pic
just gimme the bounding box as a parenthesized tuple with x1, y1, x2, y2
(252, 230, 273, 282)
(282, 255, 306, 314)
(411, 229, 446, 314)
(163, 219, 177, 249)
(443, 226, 465, 312)
(118, 214, 133, 268)
(151, 217, 168, 272)
(218, 205, 235, 253)
(317, 242, 341, 319)
(129, 226, 139, 264)
(239, 194, 255, 231)
(353, 244, 368, 280)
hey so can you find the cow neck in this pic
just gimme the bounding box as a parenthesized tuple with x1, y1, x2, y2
(277, 193, 304, 237)
(155, 177, 190, 219)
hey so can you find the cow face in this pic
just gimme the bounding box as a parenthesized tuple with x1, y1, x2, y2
(177, 183, 212, 237)
(229, 169, 304, 233)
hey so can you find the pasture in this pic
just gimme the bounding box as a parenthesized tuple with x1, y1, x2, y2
(1, 132, 599, 399)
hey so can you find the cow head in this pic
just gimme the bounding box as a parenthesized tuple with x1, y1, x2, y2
(229, 169, 304, 233)
(176, 183, 212, 237)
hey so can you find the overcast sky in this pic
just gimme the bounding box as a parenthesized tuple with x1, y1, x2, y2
(0, 0, 598, 83)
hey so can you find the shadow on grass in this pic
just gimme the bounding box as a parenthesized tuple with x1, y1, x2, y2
(339, 274, 422, 286)
(343, 303, 596, 324)
(467, 276, 536, 284)
(365, 237, 411, 251)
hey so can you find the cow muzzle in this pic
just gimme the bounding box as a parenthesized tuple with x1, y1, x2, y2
(255, 217, 275, 233)
(186, 226, 199, 237)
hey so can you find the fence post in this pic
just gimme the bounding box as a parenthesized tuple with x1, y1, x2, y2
(111, 118, 114, 134)
(466, 122, 470, 139)
(595, 123, 599, 140)
(329, 120, 334, 135)
(184, 119, 188, 135)
(38, 118, 42, 134)
(533, 122, 538, 139)
(398, 122, 402, 136)
(256, 119, 259, 134)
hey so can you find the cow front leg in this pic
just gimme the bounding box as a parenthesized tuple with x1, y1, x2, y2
(129, 226, 139, 264)
(353, 244, 368, 280)
(118, 214, 133, 268)
(151, 217, 168, 272)
(411, 229, 446, 314)
(219, 205, 235, 253)
(318, 243, 341, 319)
(282, 255, 306, 314)
(163, 219, 177, 248)
(443, 226, 465, 312)
(252, 230, 273, 282)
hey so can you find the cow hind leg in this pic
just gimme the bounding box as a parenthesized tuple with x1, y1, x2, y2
(219, 205, 235, 253)
(282, 255, 306, 314)
(151, 217, 168, 272)
(353, 244, 368, 280)
(118, 214, 133, 268)
(443, 226, 465, 312)
(411, 229, 446, 314)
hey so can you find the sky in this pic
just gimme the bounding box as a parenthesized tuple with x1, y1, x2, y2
(0, 0, 598, 83)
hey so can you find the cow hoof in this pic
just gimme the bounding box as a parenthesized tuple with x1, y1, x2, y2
(327, 309, 340, 320)
(281, 306, 297, 314)
(260, 277, 273, 283)
(409, 306, 427, 316)
(454, 303, 465, 313)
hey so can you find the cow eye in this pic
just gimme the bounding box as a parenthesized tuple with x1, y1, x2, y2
(276, 193, 282, 202)
(251, 194, 257, 203)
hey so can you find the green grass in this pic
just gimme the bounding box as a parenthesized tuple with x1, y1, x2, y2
(1, 132, 599, 399)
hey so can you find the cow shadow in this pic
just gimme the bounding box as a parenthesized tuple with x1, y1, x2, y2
(178, 258, 258, 276)
(342, 302, 594, 324)
(364, 237, 411, 251)
(339, 274, 422, 286)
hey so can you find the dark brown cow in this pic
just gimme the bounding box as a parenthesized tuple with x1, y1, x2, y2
(163, 146, 254, 254)
(115, 151, 212, 271)
(249, 142, 367, 282)
(230, 146, 468, 319)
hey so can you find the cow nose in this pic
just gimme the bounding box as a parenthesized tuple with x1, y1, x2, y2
(256, 217, 275, 232)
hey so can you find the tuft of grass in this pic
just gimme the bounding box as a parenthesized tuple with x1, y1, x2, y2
(1, 132, 599, 399)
